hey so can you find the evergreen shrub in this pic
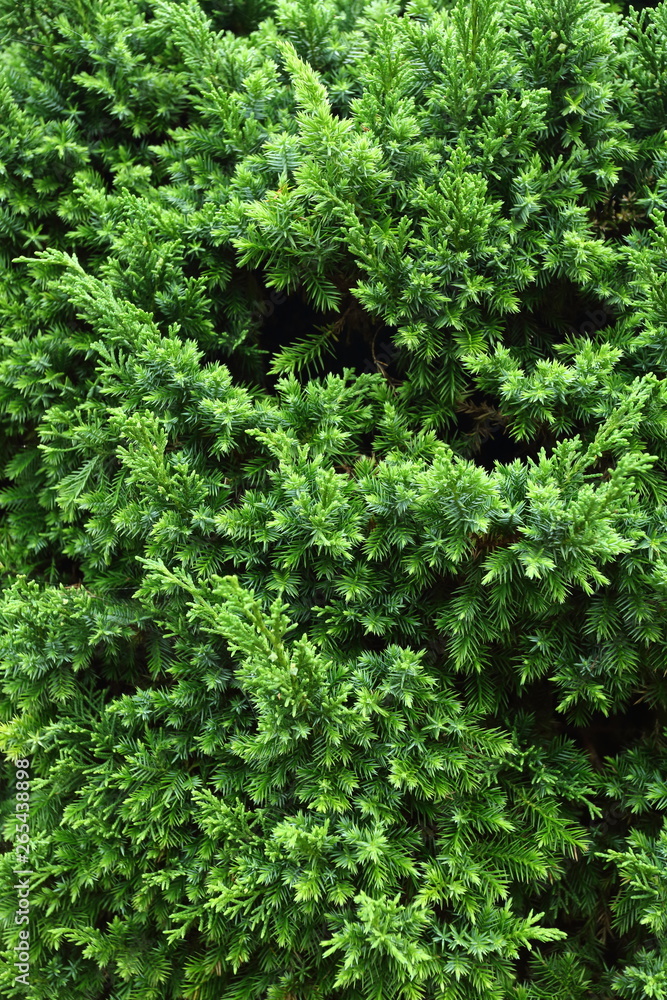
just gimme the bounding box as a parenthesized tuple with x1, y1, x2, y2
(1, 1, 667, 998)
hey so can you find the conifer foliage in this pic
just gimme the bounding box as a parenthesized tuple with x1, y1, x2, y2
(1, 1, 667, 998)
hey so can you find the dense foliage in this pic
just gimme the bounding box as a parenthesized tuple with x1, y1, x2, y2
(1, 1, 667, 998)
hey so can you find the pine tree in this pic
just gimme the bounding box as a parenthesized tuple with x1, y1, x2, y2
(1, 1, 667, 998)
